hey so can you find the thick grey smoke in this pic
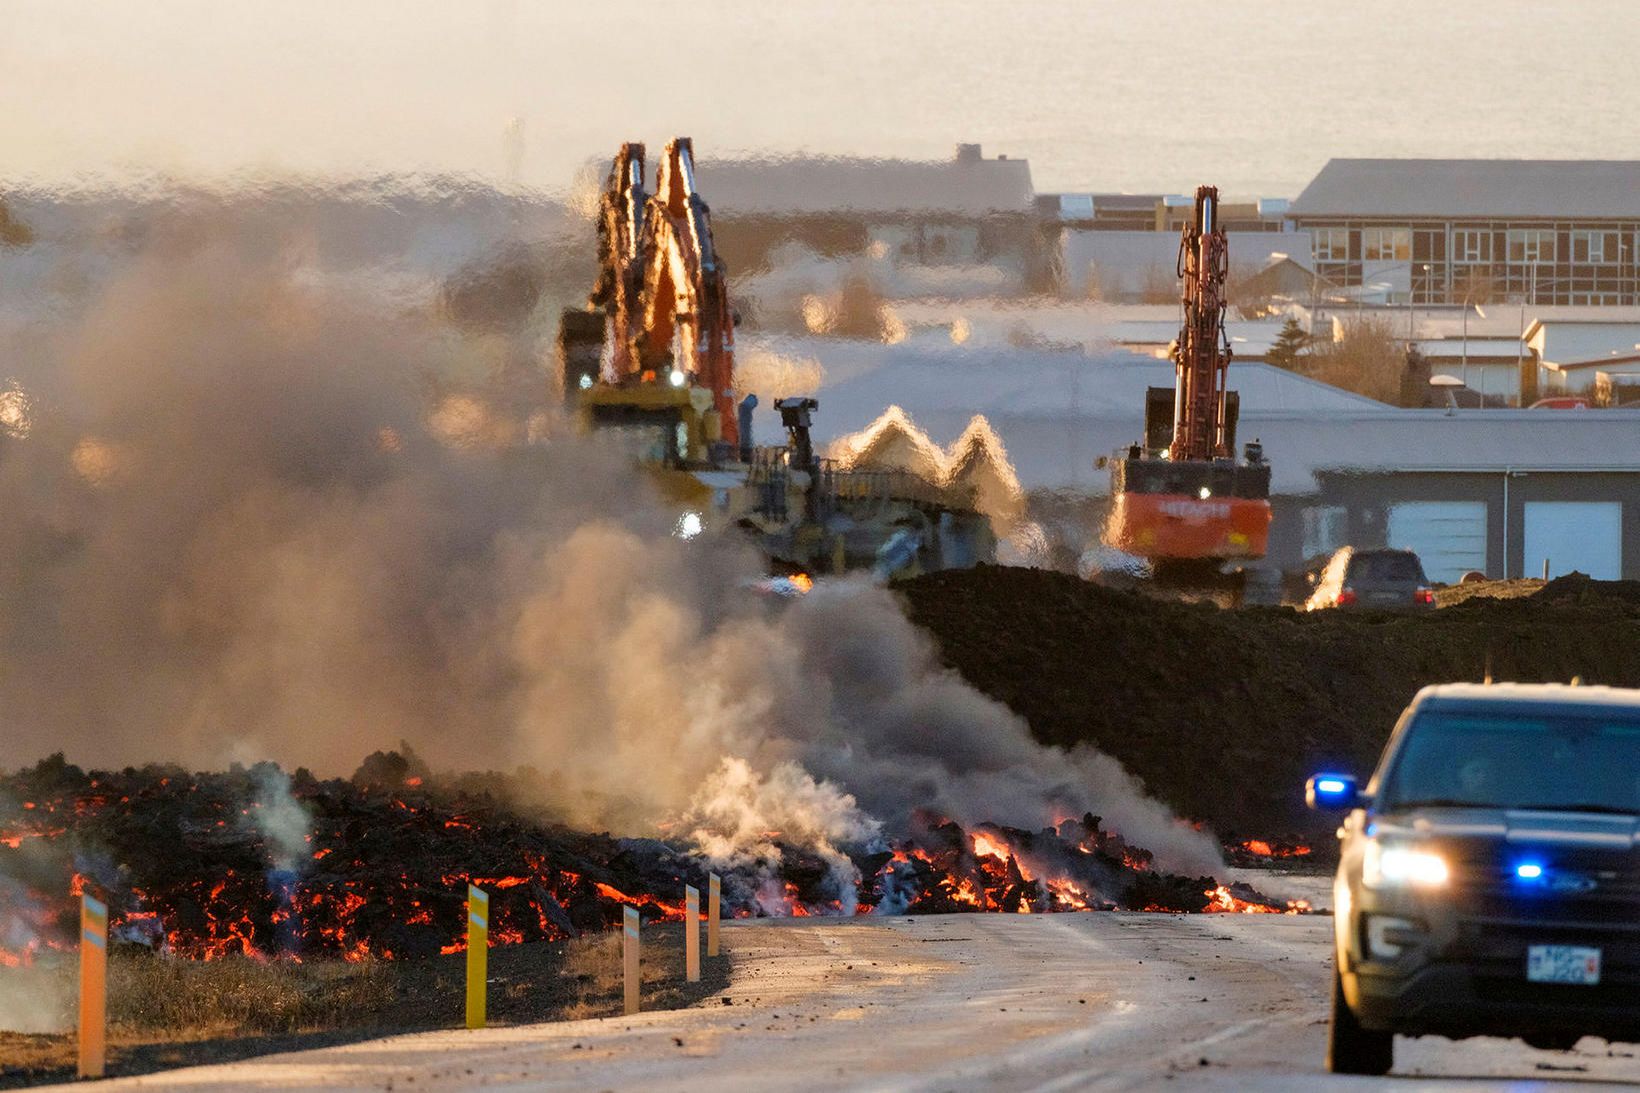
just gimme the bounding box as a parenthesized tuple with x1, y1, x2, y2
(0, 197, 1221, 890)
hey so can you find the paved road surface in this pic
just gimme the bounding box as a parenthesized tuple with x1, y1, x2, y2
(59, 911, 1639, 1091)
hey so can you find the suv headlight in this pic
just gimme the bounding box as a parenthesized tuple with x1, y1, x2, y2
(1362, 839, 1449, 890)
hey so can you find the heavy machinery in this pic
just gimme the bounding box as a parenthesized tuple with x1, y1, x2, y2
(560, 138, 741, 468)
(1104, 185, 1271, 586)
(558, 138, 995, 578)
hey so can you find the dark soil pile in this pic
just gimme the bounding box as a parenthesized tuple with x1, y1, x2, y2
(899, 569, 1640, 840)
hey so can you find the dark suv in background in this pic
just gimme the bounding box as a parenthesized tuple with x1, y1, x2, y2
(1305, 547, 1436, 612)
(1309, 683, 1640, 1075)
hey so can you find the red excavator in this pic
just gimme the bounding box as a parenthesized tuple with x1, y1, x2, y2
(1104, 186, 1271, 582)
(560, 137, 741, 465)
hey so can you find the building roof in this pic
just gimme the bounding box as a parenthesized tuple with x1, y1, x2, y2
(695, 150, 1034, 217)
(1290, 159, 1640, 220)
(1552, 351, 1640, 373)
(1522, 310, 1640, 341)
(1413, 339, 1526, 361)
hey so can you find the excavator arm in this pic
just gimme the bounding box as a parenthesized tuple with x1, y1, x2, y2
(1170, 186, 1233, 462)
(581, 137, 739, 447)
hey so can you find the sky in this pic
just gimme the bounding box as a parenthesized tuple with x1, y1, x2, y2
(6, 1, 1640, 197)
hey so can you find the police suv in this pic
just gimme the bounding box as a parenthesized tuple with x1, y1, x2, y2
(1309, 683, 1640, 1075)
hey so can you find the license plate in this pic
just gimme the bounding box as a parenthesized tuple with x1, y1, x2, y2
(1527, 945, 1601, 985)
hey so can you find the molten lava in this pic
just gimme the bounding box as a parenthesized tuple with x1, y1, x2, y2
(0, 756, 1305, 966)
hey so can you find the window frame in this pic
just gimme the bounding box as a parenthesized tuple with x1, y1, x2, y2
(1506, 228, 1556, 264)
(1361, 227, 1411, 262)
(1312, 227, 1350, 263)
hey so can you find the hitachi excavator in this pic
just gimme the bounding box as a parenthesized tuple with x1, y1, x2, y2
(1104, 186, 1272, 593)
(558, 138, 995, 578)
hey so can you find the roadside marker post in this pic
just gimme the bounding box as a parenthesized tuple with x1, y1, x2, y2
(466, 885, 488, 1029)
(78, 892, 107, 1079)
(622, 906, 640, 1015)
(685, 885, 700, 982)
(707, 873, 721, 957)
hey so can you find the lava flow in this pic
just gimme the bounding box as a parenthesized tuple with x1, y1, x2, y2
(0, 752, 1304, 966)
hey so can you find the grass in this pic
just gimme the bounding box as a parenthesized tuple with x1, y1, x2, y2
(0, 924, 728, 1087)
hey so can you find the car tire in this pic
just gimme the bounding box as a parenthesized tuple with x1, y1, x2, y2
(1327, 965, 1393, 1075)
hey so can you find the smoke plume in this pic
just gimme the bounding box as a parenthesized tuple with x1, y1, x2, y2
(0, 194, 1221, 894)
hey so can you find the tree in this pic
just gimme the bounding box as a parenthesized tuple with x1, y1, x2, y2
(1266, 316, 1311, 371)
(1302, 315, 1406, 404)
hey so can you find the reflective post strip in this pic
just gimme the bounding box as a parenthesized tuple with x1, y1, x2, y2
(685, 885, 700, 983)
(622, 906, 640, 1016)
(466, 885, 488, 1029)
(78, 893, 107, 1079)
(707, 873, 721, 957)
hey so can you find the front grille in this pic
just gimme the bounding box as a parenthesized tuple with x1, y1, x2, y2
(1448, 850, 1640, 923)
(1447, 918, 1640, 987)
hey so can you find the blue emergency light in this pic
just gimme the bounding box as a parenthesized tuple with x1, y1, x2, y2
(1306, 773, 1360, 810)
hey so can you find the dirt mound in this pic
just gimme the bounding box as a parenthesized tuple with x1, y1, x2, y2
(899, 567, 1640, 840)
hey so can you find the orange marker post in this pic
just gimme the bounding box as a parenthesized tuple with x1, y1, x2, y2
(78, 892, 108, 1079)
(466, 885, 488, 1029)
(622, 906, 640, 1016)
(685, 884, 700, 983)
(707, 873, 721, 957)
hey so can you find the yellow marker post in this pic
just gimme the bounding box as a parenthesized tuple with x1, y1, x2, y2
(78, 892, 107, 1079)
(685, 884, 700, 983)
(707, 873, 721, 957)
(465, 884, 488, 1029)
(622, 906, 640, 1016)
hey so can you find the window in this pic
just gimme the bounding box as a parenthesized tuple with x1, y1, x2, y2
(1362, 227, 1410, 261)
(1506, 229, 1555, 264)
(1302, 506, 1348, 560)
(1571, 229, 1621, 264)
(1452, 228, 1491, 263)
(921, 224, 980, 265)
(867, 224, 916, 261)
(1312, 228, 1350, 262)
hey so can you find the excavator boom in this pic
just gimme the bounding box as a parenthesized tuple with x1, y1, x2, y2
(573, 137, 738, 451)
(1170, 186, 1233, 462)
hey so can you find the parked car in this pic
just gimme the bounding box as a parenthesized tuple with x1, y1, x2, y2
(1304, 547, 1436, 612)
(1308, 682, 1640, 1075)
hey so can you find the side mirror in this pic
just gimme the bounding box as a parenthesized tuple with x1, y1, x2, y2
(1306, 773, 1361, 811)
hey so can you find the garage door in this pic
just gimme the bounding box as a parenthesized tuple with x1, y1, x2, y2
(1387, 502, 1488, 584)
(1523, 502, 1622, 580)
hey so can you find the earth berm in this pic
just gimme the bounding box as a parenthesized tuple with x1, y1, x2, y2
(899, 569, 1640, 842)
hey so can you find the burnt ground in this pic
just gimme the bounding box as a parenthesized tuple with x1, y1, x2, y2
(0, 924, 728, 1088)
(899, 569, 1640, 842)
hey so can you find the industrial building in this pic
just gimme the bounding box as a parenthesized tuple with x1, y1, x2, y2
(696, 145, 1051, 295)
(1288, 159, 1640, 308)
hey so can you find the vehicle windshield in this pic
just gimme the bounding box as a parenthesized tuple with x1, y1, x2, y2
(1348, 552, 1424, 583)
(1378, 708, 1640, 814)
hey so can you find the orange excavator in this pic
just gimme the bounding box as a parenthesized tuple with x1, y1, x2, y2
(1104, 186, 1271, 582)
(560, 137, 742, 466)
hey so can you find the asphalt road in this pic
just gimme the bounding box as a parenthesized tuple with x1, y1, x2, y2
(57, 910, 1640, 1091)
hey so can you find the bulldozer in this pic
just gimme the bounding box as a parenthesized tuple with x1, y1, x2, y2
(557, 138, 994, 579)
